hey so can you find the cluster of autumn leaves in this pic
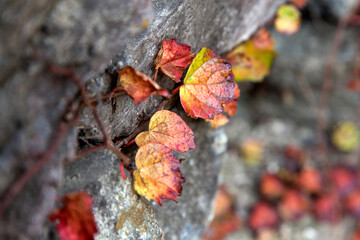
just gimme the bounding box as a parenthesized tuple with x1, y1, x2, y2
(202, 144, 360, 240)
(47, 1, 313, 239)
(122, 39, 239, 205)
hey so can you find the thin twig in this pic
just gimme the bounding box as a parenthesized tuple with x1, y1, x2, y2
(0, 105, 81, 216)
(316, 0, 360, 155)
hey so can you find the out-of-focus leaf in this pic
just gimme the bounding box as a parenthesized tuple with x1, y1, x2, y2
(133, 143, 185, 206)
(346, 189, 360, 219)
(154, 39, 194, 82)
(201, 186, 241, 240)
(135, 110, 195, 153)
(313, 193, 341, 222)
(278, 190, 308, 220)
(329, 165, 357, 196)
(298, 167, 322, 194)
(206, 114, 230, 129)
(292, 0, 308, 9)
(249, 202, 279, 231)
(240, 139, 263, 165)
(180, 47, 236, 119)
(275, 4, 301, 35)
(260, 173, 285, 199)
(226, 29, 276, 82)
(49, 192, 98, 240)
(332, 122, 360, 152)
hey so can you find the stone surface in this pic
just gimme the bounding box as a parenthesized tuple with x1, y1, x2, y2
(0, 59, 78, 239)
(315, 0, 357, 20)
(0, 0, 58, 84)
(0, 0, 286, 239)
(62, 150, 163, 240)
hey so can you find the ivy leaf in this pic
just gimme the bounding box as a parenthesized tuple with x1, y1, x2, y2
(260, 173, 285, 199)
(154, 39, 195, 82)
(207, 84, 240, 128)
(297, 167, 322, 194)
(135, 110, 196, 153)
(133, 143, 185, 206)
(346, 189, 360, 218)
(292, 0, 308, 9)
(278, 190, 308, 220)
(201, 187, 241, 240)
(313, 192, 341, 222)
(275, 4, 301, 35)
(180, 47, 236, 119)
(118, 66, 169, 105)
(248, 202, 279, 232)
(226, 29, 276, 82)
(49, 192, 98, 240)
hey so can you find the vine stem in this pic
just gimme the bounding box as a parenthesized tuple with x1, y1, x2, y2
(153, 69, 159, 83)
(0, 104, 81, 216)
(171, 85, 182, 95)
(316, 0, 360, 155)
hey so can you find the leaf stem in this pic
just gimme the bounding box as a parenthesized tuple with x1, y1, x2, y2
(170, 85, 182, 95)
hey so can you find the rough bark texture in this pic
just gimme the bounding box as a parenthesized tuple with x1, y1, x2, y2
(0, 0, 285, 239)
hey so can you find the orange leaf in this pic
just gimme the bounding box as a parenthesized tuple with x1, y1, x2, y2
(154, 39, 194, 82)
(275, 4, 301, 35)
(260, 173, 285, 199)
(133, 143, 185, 206)
(180, 48, 236, 119)
(201, 186, 242, 240)
(227, 29, 276, 82)
(49, 192, 98, 240)
(206, 114, 230, 129)
(118, 66, 169, 105)
(201, 212, 241, 240)
(135, 110, 195, 153)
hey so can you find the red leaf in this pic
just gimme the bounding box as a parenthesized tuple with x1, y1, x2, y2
(346, 189, 360, 219)
(313, 193, 341, 222)
(278, 190, 308, 220)
(291, 0, 308, 9)
(118, 66, 169, 105)
(347, 79, 360, 91)
(49, 192, 98, 240)
(298, 167, 322, 194)
(154, 39, 194, 82)
(249, 202, 279, 231)
(284, 144, 306, 162)
(329, 165, 357, 196)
